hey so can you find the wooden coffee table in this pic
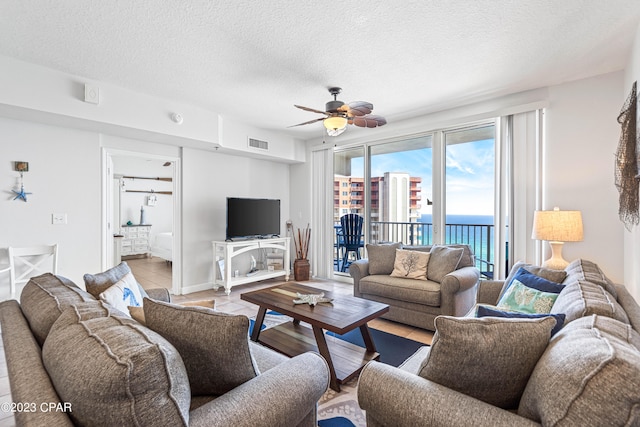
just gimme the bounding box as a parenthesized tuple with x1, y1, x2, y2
(241, 282, 389, 391)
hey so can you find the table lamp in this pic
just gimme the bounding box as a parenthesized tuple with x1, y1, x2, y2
(531, 207, 583, 270)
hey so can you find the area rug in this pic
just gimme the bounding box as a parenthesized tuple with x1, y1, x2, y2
(249, 313, 427, 427)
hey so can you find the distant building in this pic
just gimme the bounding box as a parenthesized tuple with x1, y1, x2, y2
(334, 173, 422, 242)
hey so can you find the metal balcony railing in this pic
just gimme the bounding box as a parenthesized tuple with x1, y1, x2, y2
(333, 220, 495, 276)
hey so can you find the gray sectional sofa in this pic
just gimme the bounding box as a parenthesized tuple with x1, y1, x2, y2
(358, 259, 640, 426)
(350, 243, 480, 331)
(0, 272, 329, 427)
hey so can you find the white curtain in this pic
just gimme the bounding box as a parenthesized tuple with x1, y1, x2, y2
(310, 148, 335, 279)
(495, 109, 544, 278)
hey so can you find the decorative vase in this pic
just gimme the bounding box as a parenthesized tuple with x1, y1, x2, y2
(140, 206, 146, 225)
(294, 258, 310, 281)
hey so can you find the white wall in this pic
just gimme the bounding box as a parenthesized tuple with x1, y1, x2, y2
(544, 71, 625, 283)
(181, 148, 291, 293)
(0, 117, 102, 283)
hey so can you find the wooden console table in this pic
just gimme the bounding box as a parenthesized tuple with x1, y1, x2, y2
(212, 237, 290, 295)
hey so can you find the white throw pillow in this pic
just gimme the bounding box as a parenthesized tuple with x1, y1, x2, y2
(99, 271, 144, 315)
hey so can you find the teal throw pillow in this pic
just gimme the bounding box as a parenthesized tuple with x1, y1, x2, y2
(497, 279, 559, 314)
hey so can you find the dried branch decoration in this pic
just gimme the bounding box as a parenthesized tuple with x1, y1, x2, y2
(615, 81, 640, 230)
(293, 224, 311, 260)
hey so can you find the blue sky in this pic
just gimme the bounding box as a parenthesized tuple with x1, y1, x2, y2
(350, 139, 495, 216)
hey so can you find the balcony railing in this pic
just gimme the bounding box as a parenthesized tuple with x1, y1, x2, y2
(363, 220, 495, 276)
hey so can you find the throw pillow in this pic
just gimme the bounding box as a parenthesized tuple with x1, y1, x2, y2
(418, 315, 555, 409)
(129, 299, 216, 325)
(43, 304, 190, 426)
(99, 272, 144, 315)
(84, 261, 149, 300)
(497, 279, 559, 314)
(390, 249, 430, 280)
(143, 298, 259, 396)
(476, 305, 566, 336)
(499, 262, 567, 300)
(508, 267, 565, 294)
(426, 246, 464, 283)
(366, 243, 403, 275)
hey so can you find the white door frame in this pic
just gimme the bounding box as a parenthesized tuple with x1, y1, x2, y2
(101, 147, 182, 295)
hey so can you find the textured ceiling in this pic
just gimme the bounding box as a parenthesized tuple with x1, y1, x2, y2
(1, 1, 639, 138)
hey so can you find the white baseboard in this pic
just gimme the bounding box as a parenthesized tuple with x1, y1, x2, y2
(179, 281, 215, 295)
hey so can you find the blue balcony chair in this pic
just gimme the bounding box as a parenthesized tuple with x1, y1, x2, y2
(339, 214, 364, 272)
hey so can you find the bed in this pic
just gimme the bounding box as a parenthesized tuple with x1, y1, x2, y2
(151, 232, 173, 262)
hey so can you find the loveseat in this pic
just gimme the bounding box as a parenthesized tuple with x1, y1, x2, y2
(0, 269, 329, 427)
(357, 259, 640, 426)
(349, 243, 480, 331)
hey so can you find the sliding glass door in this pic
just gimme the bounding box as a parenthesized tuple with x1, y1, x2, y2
(443, 123, 496, 277)
(369, 136, 432, 245)
(331, 120, 499, 277)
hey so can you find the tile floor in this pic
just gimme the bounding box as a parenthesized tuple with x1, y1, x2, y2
(0, 256, 433, 427)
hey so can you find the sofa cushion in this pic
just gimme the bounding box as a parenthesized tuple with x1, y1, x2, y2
(499, 261, 567, 300)
(497, 279, 560, 314)
(418, 315, 555, 409)
(359, 275, 441, 306)
(42, 304, 190, 426)
(476, 305, 566, 337)
(366, 242, 403, 275)
(426, 246, 464, 283)
(565, 259, 618, 300)
(551, 280, 629, 324)
(390, 249, 430, 280)
(84, 261, 149, 300)
(518, 315, 640, 426)
(143, 298, 259, 396)
(99, 271, 144, 315)
(20, 273, 96, 346)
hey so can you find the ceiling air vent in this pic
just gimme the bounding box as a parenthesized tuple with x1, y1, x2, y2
(248, 138, 269, 151)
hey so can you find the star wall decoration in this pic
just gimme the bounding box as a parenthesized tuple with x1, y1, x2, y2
(12, 184, 32, 202)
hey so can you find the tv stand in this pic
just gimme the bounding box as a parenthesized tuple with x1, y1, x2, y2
(212, 237, 290, 295)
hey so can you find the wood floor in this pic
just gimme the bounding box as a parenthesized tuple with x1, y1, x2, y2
(127, 256, 434, 345)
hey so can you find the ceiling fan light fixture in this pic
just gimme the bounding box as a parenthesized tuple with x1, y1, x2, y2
(324, 116, 348, 135)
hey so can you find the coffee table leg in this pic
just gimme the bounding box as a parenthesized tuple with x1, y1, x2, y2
(312, 325, 340, 392)
(360, 324, 377, 353)
(250, 307, 267, 342)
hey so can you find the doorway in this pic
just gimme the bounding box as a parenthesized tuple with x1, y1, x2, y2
(102, 148, 181, 295)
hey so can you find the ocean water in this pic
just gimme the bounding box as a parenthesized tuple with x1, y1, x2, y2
(418, 214, 495, 267)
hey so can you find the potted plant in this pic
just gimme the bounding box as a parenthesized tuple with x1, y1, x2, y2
(293, 224, 311, 281)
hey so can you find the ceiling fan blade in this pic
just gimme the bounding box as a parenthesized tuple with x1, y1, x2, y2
(349, 115, 387, 128)
(340, 101, 373, 117)
(287, 117, 326, 128)
(294, 104, 328, 115)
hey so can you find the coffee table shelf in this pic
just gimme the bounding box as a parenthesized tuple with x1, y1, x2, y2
(258, 321, 380, 385)
(241, 282, 389, 391)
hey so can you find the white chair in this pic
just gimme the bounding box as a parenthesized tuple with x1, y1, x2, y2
(8, 244, 58, 296)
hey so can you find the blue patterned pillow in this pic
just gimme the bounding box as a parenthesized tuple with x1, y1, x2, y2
(505, 267, 565, 294)
(477, 305, 566, 336)
(497, 279, 560, 314)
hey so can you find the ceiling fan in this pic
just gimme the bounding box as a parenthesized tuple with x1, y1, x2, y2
(290, 87, 387, 136)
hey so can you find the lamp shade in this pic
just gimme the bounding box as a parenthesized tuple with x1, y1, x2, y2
(531, 209, 583, 242)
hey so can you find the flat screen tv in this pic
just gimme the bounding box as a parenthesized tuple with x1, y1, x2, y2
(226, 197, 281, 240)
